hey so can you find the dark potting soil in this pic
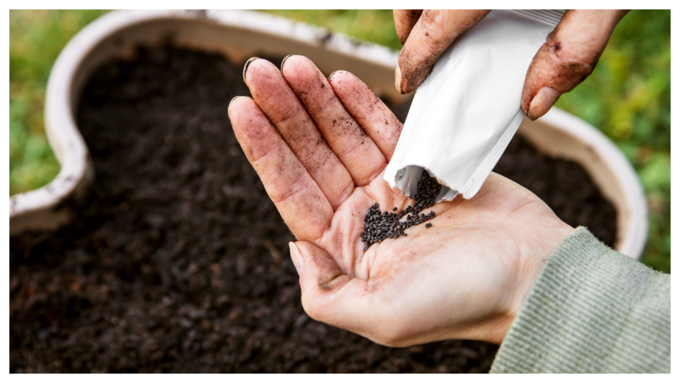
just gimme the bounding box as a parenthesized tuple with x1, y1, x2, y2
(493, 135, 618, 247)
(10, 45, 616, 373)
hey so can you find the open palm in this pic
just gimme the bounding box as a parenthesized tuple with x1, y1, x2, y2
(228, 56, 573, 346)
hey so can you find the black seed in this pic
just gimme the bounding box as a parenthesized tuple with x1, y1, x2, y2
(360, 172, 441, 251)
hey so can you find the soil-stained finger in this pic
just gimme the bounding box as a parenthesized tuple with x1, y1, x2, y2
(281, 55, 387, 186)
(521, 10, 628, 119)
(228, 96, 333, 241)
(397, 10, 490, 94)
(329, 71, 403, 161)
(394, 10, 423, 45)
(244, 58, 354, 209)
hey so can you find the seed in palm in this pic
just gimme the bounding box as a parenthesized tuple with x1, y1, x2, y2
(361, 171, 441, 251)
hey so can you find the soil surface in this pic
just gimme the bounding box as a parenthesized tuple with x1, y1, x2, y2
(10, 46, 615, 373)
(493, 135, 617, 247)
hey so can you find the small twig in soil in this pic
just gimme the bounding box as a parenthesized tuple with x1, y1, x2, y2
(262, 240, 281, 263)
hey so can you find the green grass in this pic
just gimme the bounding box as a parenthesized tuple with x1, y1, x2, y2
(9, 10, 670, 273)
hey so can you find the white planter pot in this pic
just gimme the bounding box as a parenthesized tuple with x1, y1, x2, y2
(9, 10, 647, 260)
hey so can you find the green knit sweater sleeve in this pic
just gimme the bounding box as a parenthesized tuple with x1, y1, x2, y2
(490, 227, 670, 373)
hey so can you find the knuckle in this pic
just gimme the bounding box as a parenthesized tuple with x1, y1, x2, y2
(421, 10, 444, 33)
(269, 174, 306, 204)
(419, 10, 458, 42)
(538, 39, 596, 92)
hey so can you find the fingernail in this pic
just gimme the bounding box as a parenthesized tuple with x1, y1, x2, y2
(229, 96, 241, 107)
(328, 70, 340, 82)
(280, 54, 295, 70)
(289, 242, 304, 275)
(395, 65, 403, 93)
(243, 57, 259, 82)
(528, 87, 561, 121)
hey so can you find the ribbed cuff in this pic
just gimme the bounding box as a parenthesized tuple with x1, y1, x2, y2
(490, 227, 670, 373)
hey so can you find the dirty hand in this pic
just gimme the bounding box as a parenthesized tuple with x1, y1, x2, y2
(229, 56, 573, 346)
(393, 9, 629, 120)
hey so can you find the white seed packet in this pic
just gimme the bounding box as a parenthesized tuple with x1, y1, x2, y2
(384, 10, 564, 201)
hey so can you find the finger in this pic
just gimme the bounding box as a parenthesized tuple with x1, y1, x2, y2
(228, 96, 333, 241)
(521, 10, 629, 120)
(396, 9, 490, 94)
(393, 10, 423, 45)
(243, 58, 354, 210)
(281, 55, 387, 186)
(328, 70, 403, 160)
(291, 241, 391, 343)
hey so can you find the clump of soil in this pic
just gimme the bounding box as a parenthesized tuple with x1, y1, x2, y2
(10, 46, 499, 373)
(10, 45, 617, 373)
(361, 172, 439, 250)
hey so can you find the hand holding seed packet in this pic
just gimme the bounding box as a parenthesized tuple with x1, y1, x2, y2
(393, 10, 629, 119)
(229, 56, 573, 346)
(227, 11, 669, 371)
(386, 10, 629, 201)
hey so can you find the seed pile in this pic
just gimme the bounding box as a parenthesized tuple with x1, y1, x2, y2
(361, 171, 441, 250)
(10, 47, 503, 373)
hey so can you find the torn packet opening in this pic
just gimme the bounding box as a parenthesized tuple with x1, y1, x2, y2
(385, 10, 565, 202)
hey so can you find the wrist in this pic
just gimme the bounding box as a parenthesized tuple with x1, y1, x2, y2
(497, 220, 575, 344)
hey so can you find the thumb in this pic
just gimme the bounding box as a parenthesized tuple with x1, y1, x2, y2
(288, 241, 350, 293)
(396, 9, 490, 94)
(521, 10, 629, 120)
(288, 241, 374, 337)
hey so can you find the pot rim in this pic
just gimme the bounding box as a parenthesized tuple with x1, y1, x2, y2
(539, 108, 648, 259)
(9, 9, 400, 233)
(10, 10, 648, 261)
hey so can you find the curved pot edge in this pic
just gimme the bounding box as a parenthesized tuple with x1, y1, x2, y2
(10, 9, 400, 234)
(539, 108, 648, 260)
(10, 10, 649, 262)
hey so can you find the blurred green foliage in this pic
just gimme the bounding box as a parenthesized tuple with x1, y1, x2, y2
(265, 10, 403, 50)
(9, 10, 669, 273)
(10, 10, 109, 196)
(267, 10, 672, 273)
(554, 11, 671, 273)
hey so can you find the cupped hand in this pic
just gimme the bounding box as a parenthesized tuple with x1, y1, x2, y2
(393, 9, 629, 120)
(228, 56, 573, 346)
